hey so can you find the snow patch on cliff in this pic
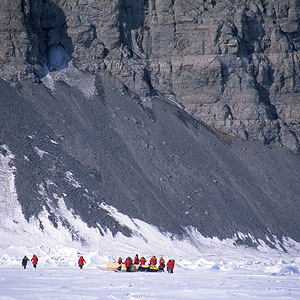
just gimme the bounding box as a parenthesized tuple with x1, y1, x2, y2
(41, 61, 96, 98)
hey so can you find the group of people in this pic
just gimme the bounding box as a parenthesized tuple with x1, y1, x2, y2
(22, 254, 175, 273)
(22, 255, 38, 269)
(22, 254, 86, 270)
(118, 254, 175, 273)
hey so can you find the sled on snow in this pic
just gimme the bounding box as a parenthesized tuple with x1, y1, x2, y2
(139, 265, 161, 272)
(105, 262, 138, 272)
(105, 262, 162, 272)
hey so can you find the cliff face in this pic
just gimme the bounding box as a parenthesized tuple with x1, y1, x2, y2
(1, 0, 300, 152)
(1, 0, 300, 248)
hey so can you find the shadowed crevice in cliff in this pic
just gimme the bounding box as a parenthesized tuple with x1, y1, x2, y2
(118, 0, 147, 55)
(240, 13, 265, 55)
(118, 0, 157, 96)
(21, 0, 73, 77)
(253, 65, 279, 123)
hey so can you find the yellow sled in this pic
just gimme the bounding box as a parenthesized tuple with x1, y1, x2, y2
(106, 262, 161, 272)
(146, 265, 161, 272)
(134, 264, 161, 272)
(106, 262, 139, 272)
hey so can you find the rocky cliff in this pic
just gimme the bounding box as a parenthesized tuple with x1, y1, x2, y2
(1, 0, 300, 152)
(1, 0, 300, 248)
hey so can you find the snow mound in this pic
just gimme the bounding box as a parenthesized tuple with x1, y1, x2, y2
(280, 266, 299, 274)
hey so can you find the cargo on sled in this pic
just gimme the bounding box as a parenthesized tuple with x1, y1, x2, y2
(106, 262, 161, 272)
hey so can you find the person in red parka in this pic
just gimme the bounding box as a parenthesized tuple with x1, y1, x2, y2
(167, 259, 175, 273)
(159, 257, 165, 271)
(149, 256, 157, 266)
(31, 255, 38, 269)
(78, 256, 86, 269)
(117, 257, 123, 271)
(124, 257, 133, 272)
(139, 257, 146, 265)
(134, 254, 139, 264)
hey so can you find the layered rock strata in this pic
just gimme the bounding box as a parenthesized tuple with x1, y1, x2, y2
(0, 0, 300, 152)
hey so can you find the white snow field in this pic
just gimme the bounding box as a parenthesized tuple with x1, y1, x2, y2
(2, 208, 300, 300)
(1, 264, 300, 300)
(1, 251, 300, 300)
(1, 145, 300, 299)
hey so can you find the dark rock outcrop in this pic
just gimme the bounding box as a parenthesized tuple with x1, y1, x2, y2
(1, 0, 300, 152)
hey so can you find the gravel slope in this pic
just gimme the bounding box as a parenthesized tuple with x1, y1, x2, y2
(0, 75, 300, 247)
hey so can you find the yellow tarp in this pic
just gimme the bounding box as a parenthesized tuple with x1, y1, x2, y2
(106, 262, 140, 271)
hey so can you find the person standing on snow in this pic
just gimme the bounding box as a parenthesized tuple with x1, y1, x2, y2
(124, 257, 133, 272)
(139, 257, 146, 265)
(159, 257, 165, 271)
(31, 255, 38, 269)
(22, 256, 30, 269)
(167, 259, 175, 273)
(134, 254, 139, 264)
(149, 256, 157, 266)
(117, 257, 123, 271)
(78, 256, 86, 269)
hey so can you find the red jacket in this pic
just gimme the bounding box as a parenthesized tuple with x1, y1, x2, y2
(124, 258, 133, 268)
(149, 256, 157, 265)
(78, 256, 86, 266)
(139, 257, 146, 265)
(134, 256, 139, 264)
(118, 258, 122, 264)
(167, 259, 175, 270)
(31, 255, 38, 265)
(159, 258, 165, 268)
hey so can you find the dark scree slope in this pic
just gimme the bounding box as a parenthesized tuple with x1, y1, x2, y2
(0, 75, 300, 248)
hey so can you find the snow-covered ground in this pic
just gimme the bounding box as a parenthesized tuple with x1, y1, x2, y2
(1, 217, 300, 300)
(1, 145, 300, 299)
(1, 255, 300, 300)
